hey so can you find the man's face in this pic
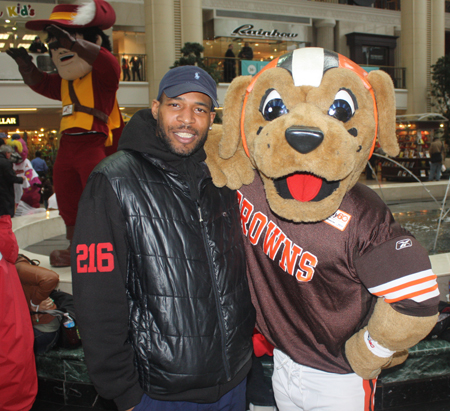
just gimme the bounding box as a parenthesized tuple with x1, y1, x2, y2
(151, 92, 215, 157)
(49, 32, 93, 81)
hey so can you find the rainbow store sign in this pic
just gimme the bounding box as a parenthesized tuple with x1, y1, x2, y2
(0, 3, 36, 18)
(232, 24, 298, 39)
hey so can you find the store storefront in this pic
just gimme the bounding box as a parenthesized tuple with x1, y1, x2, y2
(202, 10, 313, 81)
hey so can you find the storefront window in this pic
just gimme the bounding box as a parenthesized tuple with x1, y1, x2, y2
(203, 38, 304, 82)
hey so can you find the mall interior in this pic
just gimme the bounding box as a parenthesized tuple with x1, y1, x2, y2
(1, 0, 450, 410)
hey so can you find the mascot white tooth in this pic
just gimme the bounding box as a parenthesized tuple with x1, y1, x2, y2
(205, 47, 439, 410)
(7, 0, 124, 267)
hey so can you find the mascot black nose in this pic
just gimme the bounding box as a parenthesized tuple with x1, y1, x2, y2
(285, 126, 324, 154)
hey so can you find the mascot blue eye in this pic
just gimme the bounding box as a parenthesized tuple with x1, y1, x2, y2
(260, 89, 288, 121)
(327, 89, 357, 123)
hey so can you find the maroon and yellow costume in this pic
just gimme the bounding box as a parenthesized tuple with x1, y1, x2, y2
(30, 48, 122, 226)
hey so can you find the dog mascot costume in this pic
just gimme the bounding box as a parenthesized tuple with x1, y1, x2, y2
(205, 48, 440, 410)
(7, 0, 123, 267)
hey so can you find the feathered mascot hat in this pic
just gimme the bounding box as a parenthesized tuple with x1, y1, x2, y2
(26, 0, 116, 31)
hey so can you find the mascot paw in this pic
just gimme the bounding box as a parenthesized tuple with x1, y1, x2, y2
(345, 327, 394, 380)
(383, 349, 409, 370)
(205, 125, 254, 189)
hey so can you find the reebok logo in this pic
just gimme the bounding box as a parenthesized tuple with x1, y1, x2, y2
(396, 238, 412, 250)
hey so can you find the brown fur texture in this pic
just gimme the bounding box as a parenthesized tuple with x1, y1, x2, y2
(345, 299, 438, 379)
(206, 64, 399, 223)
(204, 49, 437, 380)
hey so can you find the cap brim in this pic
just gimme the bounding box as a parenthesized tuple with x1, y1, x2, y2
(164, 83, 219, 108)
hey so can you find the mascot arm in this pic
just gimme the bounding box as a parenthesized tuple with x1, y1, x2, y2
(47, 24, 100, 66)
(6, 47, 44, 86)
(345, 298, 438, 379)
(205, 125, 254, 190)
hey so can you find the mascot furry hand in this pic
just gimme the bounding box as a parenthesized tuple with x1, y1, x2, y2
(205, 48, 439, 385)
(7, 0, 123, 267)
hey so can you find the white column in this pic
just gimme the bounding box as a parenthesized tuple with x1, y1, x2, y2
(144, 0, 176, 104)
(181, 0, 203, 44)
(401, 0, 428, 114)
(315, 19, 336, 51)
(430, 0, 445, 65)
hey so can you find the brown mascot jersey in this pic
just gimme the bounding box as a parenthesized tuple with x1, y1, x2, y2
(239, 173, 440, 374)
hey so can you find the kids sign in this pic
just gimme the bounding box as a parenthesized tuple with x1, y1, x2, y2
(0, 3, 36, 18)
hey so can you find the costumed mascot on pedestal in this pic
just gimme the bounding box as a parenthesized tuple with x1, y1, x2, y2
(7, 0, 123, 267)
(205, 48, 440, 410)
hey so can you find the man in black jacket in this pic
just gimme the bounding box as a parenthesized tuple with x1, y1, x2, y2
(0, 145, 24, 217)
(71, 66, 255, 411)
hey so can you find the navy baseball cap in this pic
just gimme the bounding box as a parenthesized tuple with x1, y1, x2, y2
(157, 66, 218, 108)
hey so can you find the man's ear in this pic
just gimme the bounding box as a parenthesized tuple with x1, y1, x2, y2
(95, 34, 102, 47)
(151, 99, 160, 119)
(368, 70, 399, 157)
(220, 75, 252, 159)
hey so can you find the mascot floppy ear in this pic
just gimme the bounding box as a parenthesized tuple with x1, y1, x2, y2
(205, 75, 254, 190)
(220, 75, 252, 159)
(368, 70, 399, 157)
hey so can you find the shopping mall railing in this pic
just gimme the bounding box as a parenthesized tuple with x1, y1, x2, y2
(203, 56, 406, 89)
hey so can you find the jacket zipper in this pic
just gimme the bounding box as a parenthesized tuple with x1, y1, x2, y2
(197, 204, 231, 381)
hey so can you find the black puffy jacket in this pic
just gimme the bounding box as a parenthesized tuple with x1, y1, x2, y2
(72, 109, 255, 411)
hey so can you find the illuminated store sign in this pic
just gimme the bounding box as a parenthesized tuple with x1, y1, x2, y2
(0, 3, 35, 18)
(232, 24, 298, 39)
(0, 115, 19, 126)
(213, 18, 311, 43)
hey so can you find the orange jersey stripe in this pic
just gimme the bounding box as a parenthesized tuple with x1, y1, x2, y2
(372, 274, 437, 297)
(384, 284, 439, 303)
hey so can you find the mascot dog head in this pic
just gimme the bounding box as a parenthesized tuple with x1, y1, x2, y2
(219, 47, 399, 222)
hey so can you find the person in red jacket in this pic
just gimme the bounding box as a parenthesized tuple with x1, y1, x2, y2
(0, 215, 37, 411)
(7, 0, 124, 267)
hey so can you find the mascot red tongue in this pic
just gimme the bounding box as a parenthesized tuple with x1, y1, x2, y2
(287, 174, 322, 202)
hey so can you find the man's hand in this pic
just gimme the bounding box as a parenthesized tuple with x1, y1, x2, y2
(6, 47, 33, 68)
(46, 24, 76, 50)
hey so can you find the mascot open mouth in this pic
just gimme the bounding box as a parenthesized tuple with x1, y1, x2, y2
(60, 54, 75, 62)
(274, 173, 340, 202)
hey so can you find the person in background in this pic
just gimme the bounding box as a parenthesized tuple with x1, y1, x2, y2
(429, 136, 445, 181)
(40, 176, 54, 210)
(130, 56, 141, 81)
(0, 215, 38, 411)
(0, 145, 24, 218)
(28, 36, 48, 53)
(31, 150, 49, 179)
(238, 42, 253, 60)
(121, 57, 131, 81)
(224, 43, 236, 83)
(72, 65, 255, 411)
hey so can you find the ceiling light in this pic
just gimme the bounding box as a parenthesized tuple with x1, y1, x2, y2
(0, 34, 10, 39)
(22, 34, 36, 40)
(0, 108, 37, 111)
(17, 43, 30, 48)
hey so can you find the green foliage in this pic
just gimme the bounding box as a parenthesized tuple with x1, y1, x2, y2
(171, 42, 220, 84)
(430, 55, 450, 140)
